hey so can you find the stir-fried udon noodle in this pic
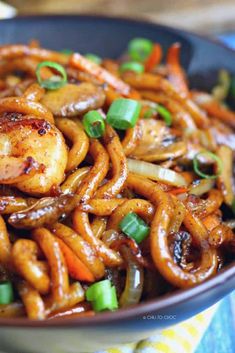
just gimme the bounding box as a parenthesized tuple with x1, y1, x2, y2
(0, 38, 234, 320)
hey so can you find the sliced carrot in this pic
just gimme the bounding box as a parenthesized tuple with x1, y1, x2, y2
(128, 89, 142, 100)
(70, 53, 131, 96)
(202, 214, 221, 232)
(56, 237, 95, 283)
(105, 87, 121, 105)
(169, 187, 188, 195)
(201, 100, 235, 129)
(166, 43, 189, 96)
(145, 43, 162, 72)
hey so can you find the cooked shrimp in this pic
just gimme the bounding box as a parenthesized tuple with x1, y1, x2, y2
(0, 114, 68, 195)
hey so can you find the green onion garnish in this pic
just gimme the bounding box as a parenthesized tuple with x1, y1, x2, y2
(36, 61, 67, 90)
(156, 105, 172, 126)
(193, 151, 223, 179)
(120, 61, 144, 74)
(86, 279, 118, 312)
(61, 49, 73, 55)
(107, 98, 141, 130)
(83, 111, 105, 138)
(0, 281, 14, 305)
(85, 53, 102, 65)
(128, 38, 153, 62)
(143, 108, 156, 119)
(142, 104, 172, 125)
(119, 212, 150, 244)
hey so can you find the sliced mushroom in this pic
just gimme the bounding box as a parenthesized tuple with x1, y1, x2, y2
(41, 83, 105, 117)
(130, 119, 186, 162)
(8, 194, 79, 229)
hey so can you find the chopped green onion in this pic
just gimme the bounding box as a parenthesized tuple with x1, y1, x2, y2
(193, 151, 223, 179)
(36, 61, 67, 90)
(143, 107, 156, 119)
(86, 279, 111, 301)
(83, 111, 105, 138)
(156, 105, 172, 126)
(107, 98, 141, 130)
(128, 38, 153, 62)
(0, 281, 14, 304)
(142, 103, 172, 125)
(119, 212, 150, 244)
(93, 286, 117, 312)
(120, 61, 144, 74)
(85, 53, 102, 65)
(61, 49, 73, 55)
(86, 280, 118, 312)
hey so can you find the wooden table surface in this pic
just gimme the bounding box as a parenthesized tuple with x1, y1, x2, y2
(6, 0, 235, 35)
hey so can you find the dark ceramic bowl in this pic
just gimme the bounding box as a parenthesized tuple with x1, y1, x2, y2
(0, 15, 234, 353)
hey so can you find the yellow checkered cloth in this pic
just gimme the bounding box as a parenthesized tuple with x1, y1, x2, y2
(96, 304, 218, 353)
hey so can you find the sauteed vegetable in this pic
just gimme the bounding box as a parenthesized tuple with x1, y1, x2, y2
(0, 38, 234, 320)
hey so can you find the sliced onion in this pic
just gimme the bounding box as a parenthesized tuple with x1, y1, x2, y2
(189, 179, 215, 196)
(224, 220, 235, 229)
(119, 246, 144, 308)
(127, 158, 187, 187)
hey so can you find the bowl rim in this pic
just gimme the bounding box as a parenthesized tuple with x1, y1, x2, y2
(1, 13, 235, 53)
(0, 13, 234, 328)
(0, 262, 234, 327)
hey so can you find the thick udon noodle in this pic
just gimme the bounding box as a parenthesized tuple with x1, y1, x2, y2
(0, 40, 234, 320)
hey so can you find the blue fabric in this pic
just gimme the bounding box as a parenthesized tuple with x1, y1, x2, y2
(217, 34, 235, 50)
(196, 34, 235, 353)
(195, 292, 235, 353)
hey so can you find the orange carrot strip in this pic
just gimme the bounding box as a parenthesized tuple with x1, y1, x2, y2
(145, 43, 162, 72)
(202, 100, 235, 129)
(169, 187, 188, 195)
(56, 238, 95, 283)
(167, 43, 189, 96)
(70, 53, 131, 96)
(0, 44, 68, 65)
